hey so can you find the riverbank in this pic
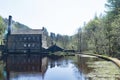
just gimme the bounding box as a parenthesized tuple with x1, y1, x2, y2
(81, 53, 120, 68)
(50, 52, 120, 68)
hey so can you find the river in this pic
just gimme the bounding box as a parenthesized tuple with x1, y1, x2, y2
(0, 54, 120, 80)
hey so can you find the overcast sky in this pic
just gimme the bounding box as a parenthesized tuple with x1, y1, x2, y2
(0, 0, 106, 35)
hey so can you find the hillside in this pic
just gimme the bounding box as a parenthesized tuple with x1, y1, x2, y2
(3, 18, 30, 31)
(0, 16, 30, 44)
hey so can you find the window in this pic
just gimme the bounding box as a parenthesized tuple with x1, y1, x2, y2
(24, 43, 27, 47)
(24, 37, 27, 40)
(32, 43, 35, 47)
(33, 36, 35, 41)
(37, 36, 40, 40)
(28, 44, 31, 47)
(28, 37, 31, 40)
(20, 38, 22, 41)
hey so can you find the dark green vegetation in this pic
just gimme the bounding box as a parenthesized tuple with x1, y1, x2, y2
(50, 0, 120, 58)
(77, 0, 120, 58)
(0, 0, 120, 58)
(0, 16, 29, 45)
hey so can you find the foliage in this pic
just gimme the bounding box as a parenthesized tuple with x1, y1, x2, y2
(1, 0, 120, 58)
(83, 17, 106, 53)
(0, 16, 5, 35)
(67, 0, 120, 58)
(0, 17, 30, 39)
(49, 33, 71, 50)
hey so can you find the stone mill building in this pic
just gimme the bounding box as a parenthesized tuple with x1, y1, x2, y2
(5, 16, 48, 53)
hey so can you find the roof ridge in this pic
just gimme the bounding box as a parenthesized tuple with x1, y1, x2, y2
(11, 29, 43, 34)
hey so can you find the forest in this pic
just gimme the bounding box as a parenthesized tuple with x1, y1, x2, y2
(0, 0, 120, 58)
(50, 0, 120, 58)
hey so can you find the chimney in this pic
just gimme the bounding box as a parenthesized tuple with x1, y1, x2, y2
(8, 15, 12, 35)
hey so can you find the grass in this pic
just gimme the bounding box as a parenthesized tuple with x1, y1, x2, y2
(86, 60, 120, 80)
(81, 51, 120, 69)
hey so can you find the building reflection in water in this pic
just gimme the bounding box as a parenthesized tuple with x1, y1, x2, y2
(3, 54, 90, 80)
(48, 55, 65, 68)
(5, 54, 48, 80)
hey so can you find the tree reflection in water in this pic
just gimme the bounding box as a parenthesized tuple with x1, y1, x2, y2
(3, 54, 88, 80)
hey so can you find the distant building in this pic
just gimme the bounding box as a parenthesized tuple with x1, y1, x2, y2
(47, 44, 63, 52)
(5, 16, 47, 53)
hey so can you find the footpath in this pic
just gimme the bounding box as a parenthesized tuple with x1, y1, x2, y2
(83, 53, 120, 68)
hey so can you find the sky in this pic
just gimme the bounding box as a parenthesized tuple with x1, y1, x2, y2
(0, 0, 107, 35)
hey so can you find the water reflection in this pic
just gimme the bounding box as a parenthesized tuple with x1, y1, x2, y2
(5, 54, 48, 80)
(4, 54, 86, 80)
(75, 55, 99, 74)
(2, 54, 119, 80)
(45, 55, 85, 80)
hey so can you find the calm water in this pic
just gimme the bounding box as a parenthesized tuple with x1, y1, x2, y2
(1, 54, 120, 80)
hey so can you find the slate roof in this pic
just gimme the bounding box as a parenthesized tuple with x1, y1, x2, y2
(47, 45, 63, 52)
(11, 29, 43, 34)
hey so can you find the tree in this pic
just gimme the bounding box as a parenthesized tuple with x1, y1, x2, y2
(105, 0, 120, 19)
(0, 16, 5, 35)
(110, 14, 120, 57)
(77, 27, 82, 52)
(83, 16, 108, 54)
(55, 34, 70, 49)
(103, 0, 120, 56)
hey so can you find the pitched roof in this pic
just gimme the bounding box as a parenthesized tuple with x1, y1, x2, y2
(47, 45, 63, 52)
(11, 29, 43, 34)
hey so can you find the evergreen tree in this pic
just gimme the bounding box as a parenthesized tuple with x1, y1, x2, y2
(0, 16, 5, 35)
